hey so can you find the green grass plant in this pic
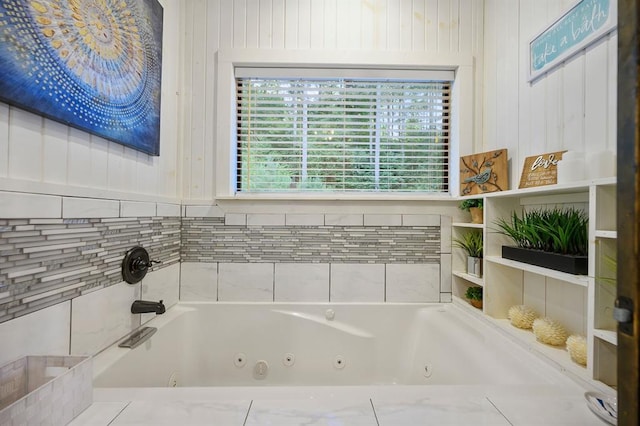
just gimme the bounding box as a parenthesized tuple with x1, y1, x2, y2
(494, 207, 588, 256)
(452, 230, 483, 258)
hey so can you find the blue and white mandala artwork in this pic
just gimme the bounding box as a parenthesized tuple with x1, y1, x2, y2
(0, 0, 163, 155)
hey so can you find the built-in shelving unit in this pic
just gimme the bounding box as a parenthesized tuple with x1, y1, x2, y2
(453, 177, 617, 393)
(452, 270, 483, 286)
(451, 217, 485, 304)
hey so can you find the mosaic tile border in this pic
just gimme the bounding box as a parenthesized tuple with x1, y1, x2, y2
(181, 217, 441, 264)
(0, 192, 449, 324)
(0, 217, 180, 324)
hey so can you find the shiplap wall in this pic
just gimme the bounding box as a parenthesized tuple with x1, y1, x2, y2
(0, 1, 617, 201)
(483, 0, 617, 189)
(0, 0, 181, 201)
(181, 0, 485, 201)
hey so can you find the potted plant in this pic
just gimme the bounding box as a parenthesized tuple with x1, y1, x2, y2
(465, 286, 483, 309)
(452, 230, 483, 277)
(494, 207, 588, 275)
(459, 198, 484, 224)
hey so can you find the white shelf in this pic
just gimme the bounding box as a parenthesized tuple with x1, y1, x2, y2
(453, 295, 592, 384)
(452, 222, 484, 229)
(593, 329, 617, 346)
(490, 318, 591, 380)
(595, 230, 617, 239)
(481, 177, 616, 199)
(485, 255, 590, 287)
(452, 270, 484, 286)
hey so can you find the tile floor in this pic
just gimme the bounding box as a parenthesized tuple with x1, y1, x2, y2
(70, 383, 607, 425)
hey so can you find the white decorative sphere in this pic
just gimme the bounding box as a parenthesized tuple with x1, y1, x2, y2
(566, 334, 587, 366)
(532, 317, 568, 346)
(508, 305, 539, 329)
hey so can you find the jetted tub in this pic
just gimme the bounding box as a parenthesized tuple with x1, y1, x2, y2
(93, 302, 564, 388)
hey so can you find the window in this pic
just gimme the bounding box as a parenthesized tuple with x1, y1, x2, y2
(235, 69, 452, 193)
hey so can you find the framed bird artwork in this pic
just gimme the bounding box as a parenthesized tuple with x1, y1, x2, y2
(460, 149, 509, 195)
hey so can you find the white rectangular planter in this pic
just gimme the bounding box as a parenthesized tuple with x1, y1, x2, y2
(467, 256, 483, 278)
(0, 356, 92, 425)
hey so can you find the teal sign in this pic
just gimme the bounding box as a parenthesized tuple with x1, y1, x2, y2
(530, 0, 615, 79)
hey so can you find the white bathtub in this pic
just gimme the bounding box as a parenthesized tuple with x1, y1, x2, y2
(93, 302, 562, 388)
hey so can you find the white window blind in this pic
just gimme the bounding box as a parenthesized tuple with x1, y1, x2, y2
(235, 71, 452, 193)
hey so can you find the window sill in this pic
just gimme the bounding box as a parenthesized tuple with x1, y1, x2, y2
(215, 192, 457, 202)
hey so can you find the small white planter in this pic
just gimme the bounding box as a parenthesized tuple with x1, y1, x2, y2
(0, 356, 92, 425)
(467, 256, 483, 278)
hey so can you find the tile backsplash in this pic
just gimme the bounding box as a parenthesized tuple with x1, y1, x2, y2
(180, 213, 451, 303)
(0, 216, 180, 324)
(0, 191, 453, 358)
(181, 215, 441, 264)
(0, 191, 181, 326)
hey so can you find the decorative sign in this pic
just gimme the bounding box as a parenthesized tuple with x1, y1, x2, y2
(529, 0, 617, 82)
(0, 0, 164, 156)
(460, 149, 508, 196)
(519, 151, 566, 189)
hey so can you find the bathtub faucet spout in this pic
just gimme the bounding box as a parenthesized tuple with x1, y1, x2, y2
(131, 300, 166, 315)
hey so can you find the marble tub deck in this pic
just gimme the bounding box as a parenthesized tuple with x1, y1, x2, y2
(70, 382, 606, 425)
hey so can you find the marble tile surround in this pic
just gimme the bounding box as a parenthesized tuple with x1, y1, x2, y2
(0, 355, 92, 426)
(330, 263, 385, 302)
(181, 214, 442, 264)
(218, 263, 274, 301)
(0, 193, 181, 325)
(180, 262, 218, 301)
(2, 194, 458, 425)
(180, 213, 451, 303)
(0, 302, 70, 366)
(71, 385, 606, 426)
(1, 193, 453, 376)
(386, 263, 441, 302)
(70, 264, 181, 356)
(275, 263, 329, 301)
(181, 262, 451, 303)
(70, 281, 141, 355)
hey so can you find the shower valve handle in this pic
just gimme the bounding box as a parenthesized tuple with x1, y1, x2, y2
(132, 258, 161, 271)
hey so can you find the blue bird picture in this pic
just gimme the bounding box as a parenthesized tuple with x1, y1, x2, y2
(460, 149, 508, 195)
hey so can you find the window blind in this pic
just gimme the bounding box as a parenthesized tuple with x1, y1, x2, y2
(235, 74, 451, 193)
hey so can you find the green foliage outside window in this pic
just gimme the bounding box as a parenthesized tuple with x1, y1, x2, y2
(236, 78, 451, 193)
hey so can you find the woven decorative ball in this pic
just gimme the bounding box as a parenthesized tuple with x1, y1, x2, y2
(566, 334, 587, 366)
(532, 317, 568, 346)
(507, 305, 539, 329)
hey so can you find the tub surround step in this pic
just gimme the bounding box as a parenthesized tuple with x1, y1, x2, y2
(69, 385, 605, 426)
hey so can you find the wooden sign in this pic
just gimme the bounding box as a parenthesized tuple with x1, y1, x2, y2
(519, 151, 566, 189)
(460, 149, 508, 196)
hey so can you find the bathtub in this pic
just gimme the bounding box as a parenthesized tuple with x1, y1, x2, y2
(93, 302, 562, 388)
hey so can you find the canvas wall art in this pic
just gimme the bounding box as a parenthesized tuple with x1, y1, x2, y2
(0, 0, 163, 156)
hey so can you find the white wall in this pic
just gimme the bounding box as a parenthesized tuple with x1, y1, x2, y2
(483, 0, 617, 190)
(0, 0, 181, 202)
(0, 0, 182, 366)
(181, 0, 485, 203)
